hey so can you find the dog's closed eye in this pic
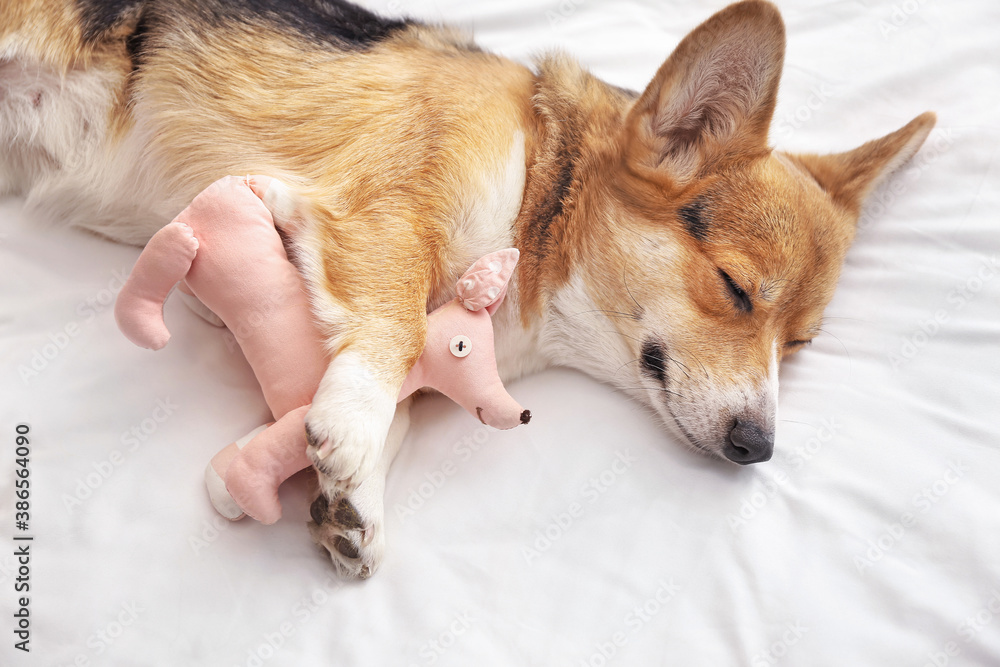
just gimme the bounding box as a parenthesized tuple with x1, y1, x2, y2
(719, 269, 752, 313)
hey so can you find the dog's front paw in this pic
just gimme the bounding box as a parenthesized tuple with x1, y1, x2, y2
(305, 419, 382, 491)
(305, 352, 398, 492)
(309, 398, 408, 579)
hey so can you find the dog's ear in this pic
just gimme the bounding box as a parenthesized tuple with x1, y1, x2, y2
(782, 112, 937, 215)
(625, 0, 785, 185)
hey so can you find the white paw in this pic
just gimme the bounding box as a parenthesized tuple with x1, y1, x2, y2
(305, 352, 397, 492)
(308, 399, 408, 579)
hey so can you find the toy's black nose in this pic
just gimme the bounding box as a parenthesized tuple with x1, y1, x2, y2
(724, 419, 773, 465)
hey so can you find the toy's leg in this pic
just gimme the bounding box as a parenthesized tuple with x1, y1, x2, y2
(177, 281, 225, 327)
(205, 424, 269, 521)
(114, 221, 199, 350)
(309, 399, 410, 579)
(224, 405, 312, 525)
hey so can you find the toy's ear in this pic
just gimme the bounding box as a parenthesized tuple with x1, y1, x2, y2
(456, 248, 520, 315)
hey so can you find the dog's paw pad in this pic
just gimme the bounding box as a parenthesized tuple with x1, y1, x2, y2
(309, 492, 382, 580)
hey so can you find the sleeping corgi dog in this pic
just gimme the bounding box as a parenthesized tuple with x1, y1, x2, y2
(0, 0, 935, 578)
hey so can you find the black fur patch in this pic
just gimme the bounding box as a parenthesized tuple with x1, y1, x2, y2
(125, 9, 152, 72)
(678, 199, 709, 242)
(77, 0, 412, 51)
(76, 0, 145, 43)
(530, 143, 577, 249)
(640, 340, 668, 385)
(217, 0, 411, 47)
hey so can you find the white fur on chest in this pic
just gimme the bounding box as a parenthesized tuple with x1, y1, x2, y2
(540, 272, 634, 389)
(491, 284, 547, 384)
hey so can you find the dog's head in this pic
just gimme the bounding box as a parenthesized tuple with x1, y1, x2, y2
(544, 1, 934, 464)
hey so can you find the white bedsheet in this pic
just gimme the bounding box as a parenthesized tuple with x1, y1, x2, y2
(2, 1, 999, 665)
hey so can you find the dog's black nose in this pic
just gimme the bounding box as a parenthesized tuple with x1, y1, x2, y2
(723, 419, 773, 465)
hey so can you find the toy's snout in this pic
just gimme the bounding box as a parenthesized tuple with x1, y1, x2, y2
(477, 407, 532, 428)
(473, 381, 532, 430)
(459, 351, 530, 430)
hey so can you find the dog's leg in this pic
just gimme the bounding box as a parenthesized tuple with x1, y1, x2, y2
(246, 175, 428, 492)
(309, 399, 411, 579)
(304, 315, 424, 491)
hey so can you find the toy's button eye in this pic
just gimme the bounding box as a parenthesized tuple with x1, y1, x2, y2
(450, 335, 472, 358)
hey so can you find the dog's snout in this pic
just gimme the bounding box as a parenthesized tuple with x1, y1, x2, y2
(724, 419, 773, 465)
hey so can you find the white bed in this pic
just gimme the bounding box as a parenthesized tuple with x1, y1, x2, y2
(2, 1, 999, 665)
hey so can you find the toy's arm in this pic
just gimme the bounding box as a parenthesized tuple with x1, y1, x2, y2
(114, 221, 200, 350)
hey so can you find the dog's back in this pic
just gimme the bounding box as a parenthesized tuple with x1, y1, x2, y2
(1, 1, 531, 280)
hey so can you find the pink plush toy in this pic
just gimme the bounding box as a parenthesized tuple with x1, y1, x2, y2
(114, 175, 529, 524)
